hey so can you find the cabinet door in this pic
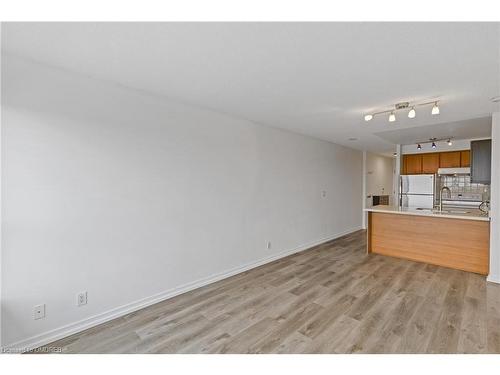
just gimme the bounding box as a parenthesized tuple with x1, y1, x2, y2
(439, 151, 461, 168)
(401, 155, 407, 174)
(405, 154, 422, 174)
(471, 140, 491, 184)
(460, 150, 470, 167)
(421, 153, 440, 174)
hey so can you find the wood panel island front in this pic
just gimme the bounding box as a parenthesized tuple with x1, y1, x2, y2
(364, 206, 490, 275)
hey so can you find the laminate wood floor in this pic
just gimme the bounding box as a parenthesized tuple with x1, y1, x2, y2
(41, 230, 500, 353)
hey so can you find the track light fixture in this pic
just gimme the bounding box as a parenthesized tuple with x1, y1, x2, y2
(415, 137, 453, 151)
(364, 100, 440, 123)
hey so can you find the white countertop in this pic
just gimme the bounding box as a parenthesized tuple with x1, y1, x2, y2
(364, 205, 490, 222)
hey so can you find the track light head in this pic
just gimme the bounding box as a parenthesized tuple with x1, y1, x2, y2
(408, 107, 416, 119)
(417, 144, 422, 150)
(388, 112, 396, 122)
(447, 139, 452, 146)
(364, 114, 373, 122)
(432, 142, 437, 149)
(431, 102, 440, 115)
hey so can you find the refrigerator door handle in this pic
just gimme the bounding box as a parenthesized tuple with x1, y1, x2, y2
(399, 176, 403, 207)
(432, 174, 438, 208)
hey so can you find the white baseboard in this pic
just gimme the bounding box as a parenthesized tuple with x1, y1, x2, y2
(487, 274, 500, 284)
(3, 226, 363, 352)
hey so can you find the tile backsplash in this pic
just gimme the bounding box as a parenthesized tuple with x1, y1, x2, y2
(438, 175, 490, 202)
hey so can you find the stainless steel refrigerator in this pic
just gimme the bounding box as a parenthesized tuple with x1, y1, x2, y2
(399, 174, 435, 208)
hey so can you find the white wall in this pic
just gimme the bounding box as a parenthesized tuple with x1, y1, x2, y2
(362, 152, 367, 229)
(393, 145, 402, 208)
(365, 152, 394, 207)
(0, 26, 3, 348)
(489, 112, 500, 284)
(0, 55, 363, 348)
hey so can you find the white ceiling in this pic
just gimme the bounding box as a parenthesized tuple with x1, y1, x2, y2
(2, 22, 500, 153)
(376, 116, 492, 145)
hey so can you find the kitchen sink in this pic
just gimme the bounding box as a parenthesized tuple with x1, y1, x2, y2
(414, 207, 472, 214)
(432, 209, 471, 214)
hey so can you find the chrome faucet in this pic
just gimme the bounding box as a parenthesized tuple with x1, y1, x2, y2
(439, 186, 451, 211)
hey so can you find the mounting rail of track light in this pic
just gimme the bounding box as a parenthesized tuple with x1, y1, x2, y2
(364, 100, 440, 123)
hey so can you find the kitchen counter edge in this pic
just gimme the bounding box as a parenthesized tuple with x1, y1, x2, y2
(364, 205, 490, 222)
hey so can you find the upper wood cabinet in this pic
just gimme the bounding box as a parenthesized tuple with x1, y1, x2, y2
(404, 154, 422, 174)
(460, 150, 470, 167)
(439, 151, 461, 168)
(401, 149, 471, 174)
(421, 153, 440, 174)
(470, 140, 491, 184)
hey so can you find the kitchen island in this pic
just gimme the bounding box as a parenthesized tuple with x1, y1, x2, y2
(364, 205, 490, 275)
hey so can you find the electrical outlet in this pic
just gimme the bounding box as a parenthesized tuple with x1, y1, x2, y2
(77, 291, 88, 306)
(267, 241, 272, 250)
(34, 304, 45, 320)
